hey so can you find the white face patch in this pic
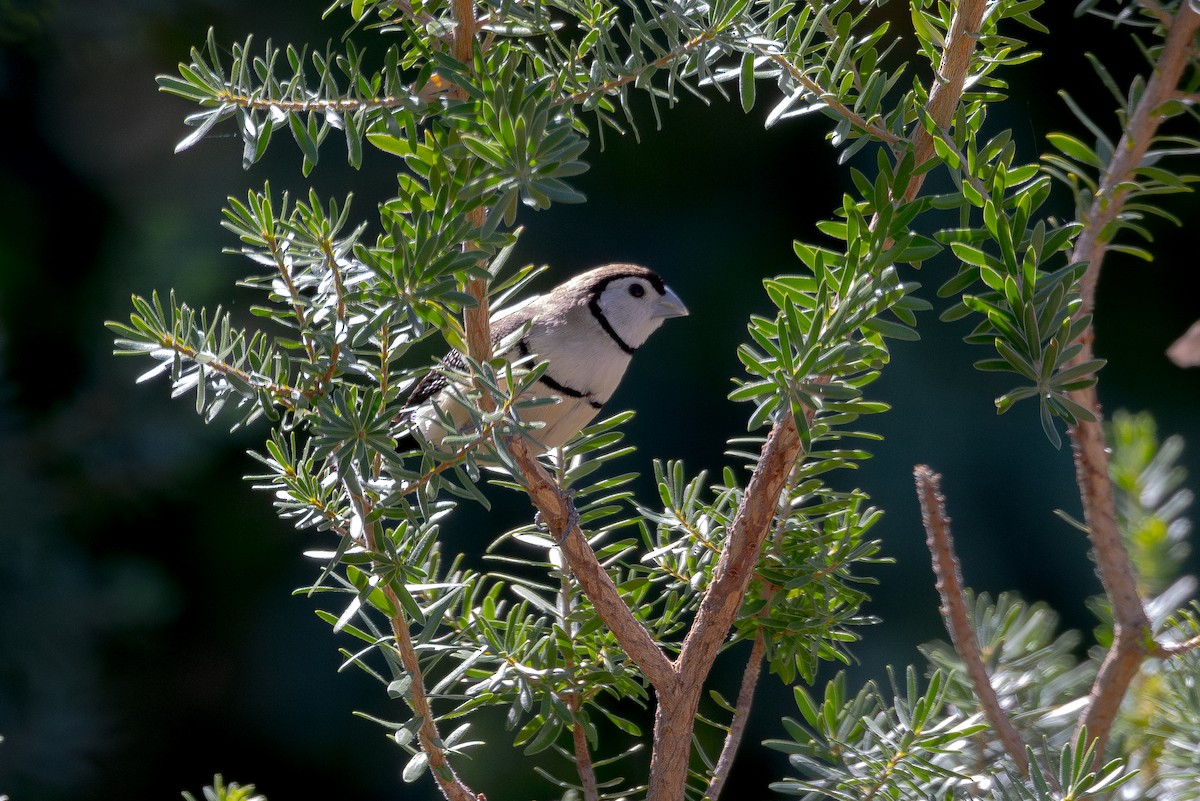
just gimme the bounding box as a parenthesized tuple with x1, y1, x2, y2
(594, 276, 670, 351)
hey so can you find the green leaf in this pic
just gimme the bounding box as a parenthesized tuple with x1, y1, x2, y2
(288, 112, 319, 165)
(401, 751, 429, 782)
(740, 51, 756, 113)
(1046, 132, 1104, 169)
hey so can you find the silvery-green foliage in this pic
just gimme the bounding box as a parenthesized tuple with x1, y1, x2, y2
(116, 0, 1200, 799)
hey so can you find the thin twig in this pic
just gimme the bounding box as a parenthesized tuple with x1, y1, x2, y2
(1066, 2, 1200, 753)
(264, 227, 316, 362)
(396, 0, 439, 27)
(557, 549, 601, 801)
(314, 238, 347, 393)
(394, 378, 538, 498)
(214, 91, 419, 113)
(914, 466, 1030, 776)
(558, 31, 717, 107)
(153, 335, 300, 408)
(347, 485, 477, 801)
(570, 715, 600, 801)
(704, 631, 766, 801)
(1152, 633, 1200, 658)
(755, 46, 902, 145)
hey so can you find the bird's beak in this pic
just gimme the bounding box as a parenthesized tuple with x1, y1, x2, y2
(654, 286, 690, 319)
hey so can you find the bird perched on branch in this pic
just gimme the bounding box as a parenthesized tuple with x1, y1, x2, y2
(398, 264, 689, 452)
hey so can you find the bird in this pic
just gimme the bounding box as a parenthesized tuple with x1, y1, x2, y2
(397, 264, 689, 453)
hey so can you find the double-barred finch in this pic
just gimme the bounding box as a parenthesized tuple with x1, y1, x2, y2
(397, 264, 689, 453)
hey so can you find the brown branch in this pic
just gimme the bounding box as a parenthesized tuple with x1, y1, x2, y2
(904, 0, 989, 202)
(914, 466, 1030, 777)
(1141, 0, 1175, 27)
(507, 442, 678, 691)
(1071, 4, 1200, 314)
(451, 0, 477, 65)
(570, 715, 600, 801)
(648, 413, 803, 800)
(556, 559, 600, 801)
(347, 486, 477, 801)
(704, 631, 766, 801)
(449, 0, 494, 384)
(676, 417, 802, 681)
(1065, 2, 1200, 753)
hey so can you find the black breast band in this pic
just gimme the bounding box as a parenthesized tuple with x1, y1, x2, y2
(518, 339, 604, 410)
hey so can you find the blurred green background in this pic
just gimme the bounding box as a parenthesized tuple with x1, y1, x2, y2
(2, 1, 1199, 799)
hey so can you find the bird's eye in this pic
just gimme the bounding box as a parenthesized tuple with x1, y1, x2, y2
(628, 283, 646, 298)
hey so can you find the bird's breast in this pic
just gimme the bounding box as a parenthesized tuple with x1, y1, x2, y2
(520, 323, 632, 405)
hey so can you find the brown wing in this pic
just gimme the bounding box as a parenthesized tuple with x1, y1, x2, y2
(401, 308, 534, 409)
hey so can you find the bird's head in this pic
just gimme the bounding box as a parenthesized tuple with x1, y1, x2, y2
(582, 264, 689, 351)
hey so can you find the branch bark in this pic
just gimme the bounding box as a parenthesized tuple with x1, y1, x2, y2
(649, 413, 803, 800)
(1065, 2, 1200, 753)
(704, 631, 766, 801)
(348, 485, 478, 801)
(451, 0, 493, 368)
(904, 0, 989, 202)
(570, 713, 600, 801)
(561, 573, 601, 801)
(914, 466, 1030, 777)
(508, 443, 678, 691)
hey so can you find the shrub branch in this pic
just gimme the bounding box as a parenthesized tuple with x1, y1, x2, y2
(704, 630, 766, 801)
(346, 483, 477, 801)
(1066, 1, 1200, 754)
(905, 0, 988, 202)
(914, 465, 1030, 776)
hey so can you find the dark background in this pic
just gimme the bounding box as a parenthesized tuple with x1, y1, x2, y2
(2, 1, 1198, 799)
